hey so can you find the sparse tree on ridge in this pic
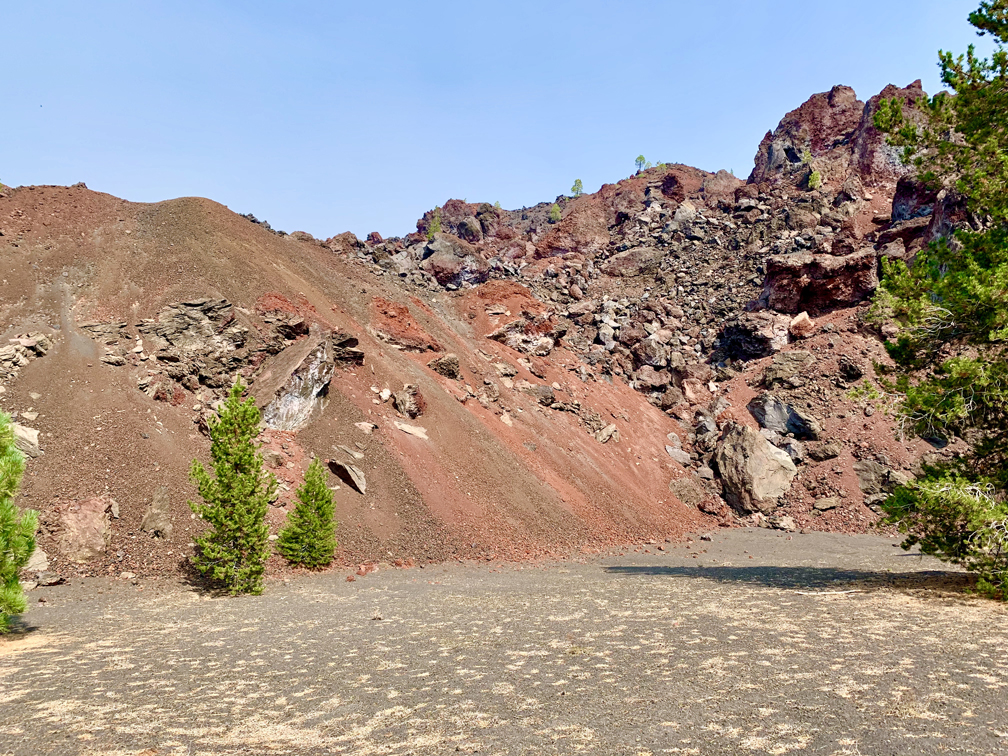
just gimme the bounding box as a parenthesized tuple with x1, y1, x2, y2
(0, 412, 37, 632)
(635, 155, 646, 173)
(571, 179, 584, 197)
(189, 379, 276, 595)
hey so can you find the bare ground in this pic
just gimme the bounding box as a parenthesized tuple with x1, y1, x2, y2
(2, 529, 1006, 756)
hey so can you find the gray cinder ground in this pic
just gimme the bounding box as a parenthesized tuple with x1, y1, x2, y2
(1, 529, 1006, 755)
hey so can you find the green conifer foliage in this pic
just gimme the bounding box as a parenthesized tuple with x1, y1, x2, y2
(189, 379, 276, 595)
(549, 203, 561, 223)
(276, 458, 337, 568)
(873, 0, 1008, 597)
(0, 412, 37, 632)
(426, 206, 442, 240)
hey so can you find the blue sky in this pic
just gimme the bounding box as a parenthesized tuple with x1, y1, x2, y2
(2, 1, 995, 238)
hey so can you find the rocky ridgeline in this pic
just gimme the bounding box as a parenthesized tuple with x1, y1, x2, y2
(281, 80, 962, 527)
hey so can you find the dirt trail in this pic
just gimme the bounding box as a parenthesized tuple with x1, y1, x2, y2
(2, 530, 1005, 756)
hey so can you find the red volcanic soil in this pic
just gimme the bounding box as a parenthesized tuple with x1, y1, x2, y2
(1, 185, 712, 583)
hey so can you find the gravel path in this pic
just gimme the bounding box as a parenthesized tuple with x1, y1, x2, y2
(1, 529, 1006, 755)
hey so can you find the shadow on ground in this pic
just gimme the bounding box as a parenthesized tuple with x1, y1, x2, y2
(603, 564, 976, 594)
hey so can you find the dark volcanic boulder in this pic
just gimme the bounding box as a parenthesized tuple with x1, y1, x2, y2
(762, 248, 878, 314)
(718, 312, 791, 360)
(926, 190, 970, 244)
(747, 393, 822, 440)
(420, 233, 489, 286)
(456, 216, 483, 244)
(892, 175, 939, 222)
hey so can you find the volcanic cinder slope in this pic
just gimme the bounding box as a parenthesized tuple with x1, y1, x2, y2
(1, 80, 956, 579)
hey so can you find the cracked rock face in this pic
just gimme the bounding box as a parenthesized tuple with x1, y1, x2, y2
(262, 342, 334, 431)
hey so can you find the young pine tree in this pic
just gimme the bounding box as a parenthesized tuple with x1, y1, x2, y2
(549, 203, 562, 223)
(276, 457, 337, 568)
(0, 412, 37, 632)
(872, 0, 1008, 597)
(189, 379, 276, 595)
(426, 206, 442, 240)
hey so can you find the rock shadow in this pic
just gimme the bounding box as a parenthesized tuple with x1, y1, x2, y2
(603, 564, 976, 595)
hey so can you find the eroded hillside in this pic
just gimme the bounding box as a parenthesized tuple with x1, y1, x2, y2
(0, 80, 965, 581)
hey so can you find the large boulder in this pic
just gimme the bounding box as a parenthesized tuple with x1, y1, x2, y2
(140, 487, 173, 539)
(58, 496, 117, 562)
(761, 248, 878, 314)
(536, 198, 609, 258)
(853, 459, 914, 511)
(420, 234, 489, 287)
(487, 313, 568, 357)
(456, 216, 483, 244)
(701, 170, 743, 203)
(892, 175, 939, 222)
(261, 340, 334, 431)
(718, 312, 791, 360)
(747, 393, 822, 440)
(926, 190, 971, 245)
(632, 337, 668, 368)
(428, 353, 461, 380)
(602, 246, 662, 277)
(762, 350, 816, 389)
(715, 423, 797, 514)
(12, 423, 42, 458)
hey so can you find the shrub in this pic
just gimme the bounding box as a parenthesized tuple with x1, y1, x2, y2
(189, 379, 276, 595)
(277, 458, 337, 568)
(808, 170, 823, 190)
(571, 179, 583, 197)
(549, 203, 561, 223)
(0, 412, 37, 632)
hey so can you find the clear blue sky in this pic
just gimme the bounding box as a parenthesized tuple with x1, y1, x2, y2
(1, 1, 994, 238)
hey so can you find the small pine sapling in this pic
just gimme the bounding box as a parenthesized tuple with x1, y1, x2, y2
(189, 379, 276, 595)
(0, 412, 37, 632)
(277, 458, 337, 568)
(549, 203, 561, 223)
(426, 206, 442, 240)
